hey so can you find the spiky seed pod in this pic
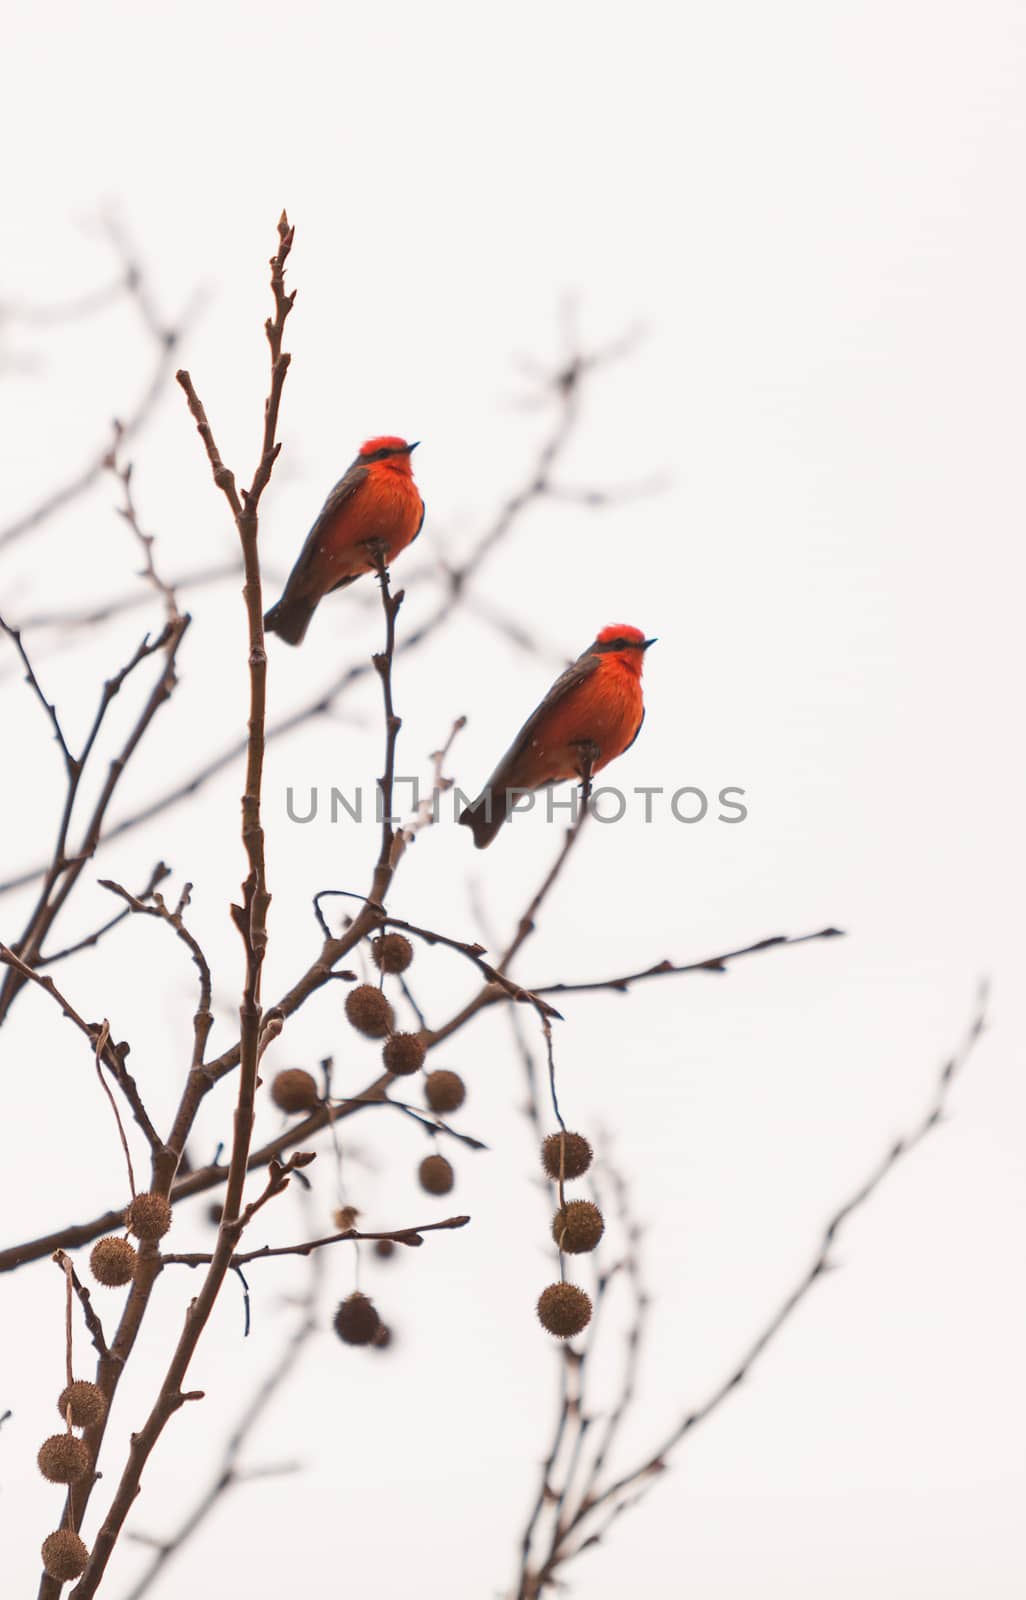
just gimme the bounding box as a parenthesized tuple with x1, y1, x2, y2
(270, 1067, 319, 1114)
(537, 1282, 592, 1339)
(89, 1236, 137, 1287)
(333, 1292, 381, 1346)
(541, 1131, 593, 1182)
(552, 1200, 605, 1255)
(382, 1031, 426, 1076)
(37, 1434, 91, 1484)
(344, 983, 394, 1038)
(424, 1069, 466, 1114)
(333, 1206, 360, 1231)
(372, 1323, 393, 1349)
(41, 1530, 89, 1583)
(57, 1381, 107, 1429)
(418, 1153, 454, 1195)
(125, 1192, 172, 1243)
(373, 1238, 396, 1260)
(206, 1202, 224, 1227)
(371, 933, 414, 974)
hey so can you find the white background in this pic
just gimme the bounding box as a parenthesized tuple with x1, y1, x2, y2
(1, 3, 1024, 1596)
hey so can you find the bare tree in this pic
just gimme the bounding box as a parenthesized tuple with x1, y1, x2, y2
(0, 216, 986, 1599)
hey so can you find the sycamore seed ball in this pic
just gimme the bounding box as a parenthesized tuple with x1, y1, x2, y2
(372, 1323, 393, 1349)
(345, 984, 394, 1038)
(270, 1068, 319, 1114)
(41, 1530, 89, 1583)
(374, 1238, 396, 1260)
(537, 1282, 593, 1339)
(541, 1131, 593, 1182)
(57, 1381, 107, 1429)
(371, 933, 414, 974)
(382, 1032, 426, 1076)
(418, 1153, 454, 1195)
(125, 1192, 172, 1243)
(424, 1070, 466, 1114)
(333, 1206, 360, 1231)
(38, 1434, 91, 1485)
(333, 1291, 381, 1346)
(551, 1200, 605, 1254)
(89, 1236, 137, 1287)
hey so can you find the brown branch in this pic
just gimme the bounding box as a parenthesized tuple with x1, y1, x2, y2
(36, 863, 170, 968)
(367, 545, 405, 896)
(532, 926, 845, 997)
(53, 1251, 110, 1363)
(162, 1212, 470, 1269)
(108, 442, 183, 625)
(118, 1191, 323, 1600)
(38, 214, 296, 1600)
(0, 615, 75, 769)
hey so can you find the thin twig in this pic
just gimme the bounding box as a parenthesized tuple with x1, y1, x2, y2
(98, 877, 214, 1068)
(161, 1212, 471, 1268)
(36, 863, 170, 968)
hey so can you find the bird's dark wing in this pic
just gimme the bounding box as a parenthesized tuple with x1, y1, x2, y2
(485, 649, 601, 782)
(274, 458, 369, 604)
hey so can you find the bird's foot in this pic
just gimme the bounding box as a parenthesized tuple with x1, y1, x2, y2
(572, 739, 600, 793)
(364, 538, 390, 580)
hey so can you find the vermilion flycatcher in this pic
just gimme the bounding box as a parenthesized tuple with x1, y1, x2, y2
(459, 624, 655, 848)
(263, 436, 424, 645)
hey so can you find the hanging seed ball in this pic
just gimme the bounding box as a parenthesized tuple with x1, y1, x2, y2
(383, 1031, 426, 1076)
(41, 1530, 89, 1583)
(57, 1381, 107, 1429)
(374, 1238, 396, 1260)
(38, 1434, 91, 1484)
(537, 1282, 593, 1339)
(418, 1153, 455, 1196)
(371, 933, 414, 974)
(333, 1291, 381, 1346)
(333, 1206, 360, 1231)
(551, 1200, 605, 1255)
(541, 1131, 593, 1182)
(125, 1192, 173, 1243)
(206, 1202, 224, 1227)
(270, 1067, 319, 1114)
(89, 1236, 137, 1287)
(372, 1323, 393, 1349)
(345, 983, 394, 1038)
(424, 1069, 466, 1114)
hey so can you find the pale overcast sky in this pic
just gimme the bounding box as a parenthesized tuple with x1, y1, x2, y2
(1, 4, 1024, 1597)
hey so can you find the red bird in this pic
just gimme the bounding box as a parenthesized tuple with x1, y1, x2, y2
(264, 435, 424, 645)
(459, 624, 655, 849)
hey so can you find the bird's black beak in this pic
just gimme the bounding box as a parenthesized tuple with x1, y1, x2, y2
(643, 637, 657, 650)
(404, 441, 420, 453)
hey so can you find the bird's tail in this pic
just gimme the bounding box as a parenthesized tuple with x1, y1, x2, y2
(263, 595, 315, 647)
(458, 790, 507, 850)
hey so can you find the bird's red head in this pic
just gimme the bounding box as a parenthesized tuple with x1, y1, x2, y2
(591, 624, 656, 674)
(358, 436, 419, 474)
